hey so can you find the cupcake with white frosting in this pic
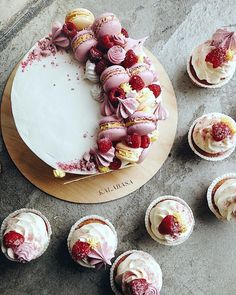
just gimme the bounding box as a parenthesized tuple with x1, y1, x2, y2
(188, 113, 236, 161)
(67, 215, 117, 268)
(145, 196, 194, 246)
(110, 250, 162, 295)
(207, 173, 236, 221)
(187, 27, 236, 88)
(0, 208, 52, 263)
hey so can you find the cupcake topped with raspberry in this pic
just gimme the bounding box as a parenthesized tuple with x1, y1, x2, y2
(67, 215, 117, 268)
(187, 27, 236, 88)
(188, 113, 236, 161)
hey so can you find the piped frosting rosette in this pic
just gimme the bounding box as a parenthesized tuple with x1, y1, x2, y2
(0, 208, 52, 263)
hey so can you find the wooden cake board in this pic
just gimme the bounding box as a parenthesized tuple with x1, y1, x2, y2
(0, 49, 177, 203)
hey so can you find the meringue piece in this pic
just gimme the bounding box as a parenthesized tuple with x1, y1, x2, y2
(100, 94, 115, 116)
(116, 97, 139, 119)
(107, 45, 126, 64)
(124, 36, 148, 55)
(51, 21, 70, 48)
(90, 84, 104, 102)
(90, 146, 115, 167)
(53, 169, 66, 178)
(155, 102, 169, 120)
(84, 60, 99, 83)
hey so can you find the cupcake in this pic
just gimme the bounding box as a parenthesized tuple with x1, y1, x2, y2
(188, 113, 236, 161)
(110, 250, 162, 295)
(0, 208, 52, 263)
(187, 27, 236, 88)
(67, 215, 117, 268)
(207, 173, 236, 221)
(145, 196, 195, 246)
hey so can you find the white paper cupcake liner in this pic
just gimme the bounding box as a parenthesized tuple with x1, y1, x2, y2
(0, 208, 52, 262)
(145, 196, 195, 246)
(67, 215, 118, 268)
(110, 250, 162, 295)
(188, 113, 236, 161)
(186, 55, 233, 89)
(207, 173, 236, 220)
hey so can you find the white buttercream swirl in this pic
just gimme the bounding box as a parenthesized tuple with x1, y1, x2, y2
(191, 41, 236, 84)
(90, 84, 104, 102)
(2, 212, 49, 262)
(84, 60, 99, 83)
(150, 199, 194, 243)
(192, 113, 236, 154)
(214, 179, 236, 220)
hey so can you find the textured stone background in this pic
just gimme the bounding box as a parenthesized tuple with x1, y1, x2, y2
(0, 0, 236, 294)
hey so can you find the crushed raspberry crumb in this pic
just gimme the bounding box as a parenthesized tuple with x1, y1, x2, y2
(129, 75, 145, 91)
(211, 122, 231, 141)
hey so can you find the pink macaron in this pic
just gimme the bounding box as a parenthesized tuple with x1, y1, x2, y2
(71, 29, 98, 62)
(129, 63, 155, 86)
(98, 115, 127, 142)
(126, 111, 157, 136)
(100, 65, 130, 93)
(93, 13, 122, 38)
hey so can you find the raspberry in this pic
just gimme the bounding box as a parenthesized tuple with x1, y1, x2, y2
(121, 28, 129, 38)
(109, 87, 126, 106)
(72, 241, 90, 261)
(129, 75, 145, 91)
(205, 47, 227, 68)
(88, 47, 103, 63)
(148, 84, 162, 97)
(100, 35, 114, 51)
(125, 134, 141, 148)
(141, 135, 150, 148)
(97, 137, 112, 153)
(3, 231, 24, 248)
(158, 215, 180, 236)
(109, 157, 122, 170)
(129, 279, 148, 295)
(212, 122, 231, 142)
(123, 50, 138, 68)
(95, 59, 108, 75)
(62, 22, 77, 38)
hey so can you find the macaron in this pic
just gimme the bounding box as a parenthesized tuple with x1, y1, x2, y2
(129, 63, 155, 86)
(126, 111, 157, 136)
(65, 8, 95, 31)
(115, 142, 142, 163)
(71, 29, 98, 62)
(100, 65, 130, 93)
(98, 115, 127, 142)
(93, 13, 122, 38)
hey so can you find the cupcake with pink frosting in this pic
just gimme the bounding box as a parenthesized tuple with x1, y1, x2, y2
(110, 250, 162, 295)
(1, 208, 52, 263)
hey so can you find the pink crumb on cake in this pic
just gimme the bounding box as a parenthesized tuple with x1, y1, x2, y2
(57, 158, 96, 172)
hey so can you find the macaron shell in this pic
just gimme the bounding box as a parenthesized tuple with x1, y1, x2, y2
(115, 143, 142, 163)
(93, 13, 122, 38)
(138, 70, 154, 86)
(128, 122, 156, 136)
(65, 8, 95, 31)
(101, 66, 130, 93)
(98, 128, 127, 142)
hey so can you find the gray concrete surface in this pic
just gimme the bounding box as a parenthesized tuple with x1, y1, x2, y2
(0, 0, 236, 294)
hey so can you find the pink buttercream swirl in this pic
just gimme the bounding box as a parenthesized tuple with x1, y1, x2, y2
(14, 242, 37, 263)
(90, 146, 115, 167)
(107, 45, 126, 64)
(211, 28, 236, 51)
(100, 94, 116, 116)
(145, 285, 160, 295)
(87, 242, 114, 269)
(113, 34, 128, 47)
(124, 36, 148, 53)
(50, 21, 70, 49)
(116, 97, 139, 119)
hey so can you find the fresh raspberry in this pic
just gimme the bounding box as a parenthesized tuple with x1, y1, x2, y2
(129, 279, 148, 295)
(100, 35, 114, 50)
(109, 157, 122, 170)
(95, 59, 108, 75)
(123, 50, 138, 68)
(3, 231, 24, 248)
(62, 22, 77, 38)
(205, 47, 227, 68)
(97, 137, 112, 153)
(109, 87, 126, 106)
(125, 134, 141, 148)
(121, 28, 129, 38)
(72, 241, 90, 261)
(148, 84, 162, 97)
(129, 75, 145, 91)
(88, 47, 103, 63)
(141, 135, 150, 148)
(158, 215, 180, 236)
(212, 122, 231, 142)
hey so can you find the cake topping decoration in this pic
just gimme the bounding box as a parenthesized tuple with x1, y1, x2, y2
(116, 96, 139, 119)
(158, 214, 181, 236)
(53, 169, 66, 178)
(123, 49, 139, 68)
(51, 21, 70, 48)
(72, 241, 91, 261)
(62, 22, 77, 39)
(205, 47, 227, 68)
(129, 75, 145, 91)
(107, 45, 126, 64)
(211, 122, 232, 141)
(87, 241, 114, 268)
(212, 28, 236, 51)
(3, 231, 25, 249)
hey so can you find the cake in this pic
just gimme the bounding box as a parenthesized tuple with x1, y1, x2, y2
(188, 113, 236, 161)
(110, 250, 162, 295)
(207, 173, 236, 221)
(187, 27, 236, 88)
(11, 8, 168, 176)
(67, 215, 117, 268)
(145, 196, 195, 246)
(0, 208, 52, 262)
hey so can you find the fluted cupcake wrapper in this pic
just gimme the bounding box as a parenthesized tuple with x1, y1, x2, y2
(67, 214, 118, 268)
(207, 173, 236, 220)
(0, 208, 52, 262)
(186, 55, 233, 89)
(188, 113, 236, 162)
(145, 195, 195, 246)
